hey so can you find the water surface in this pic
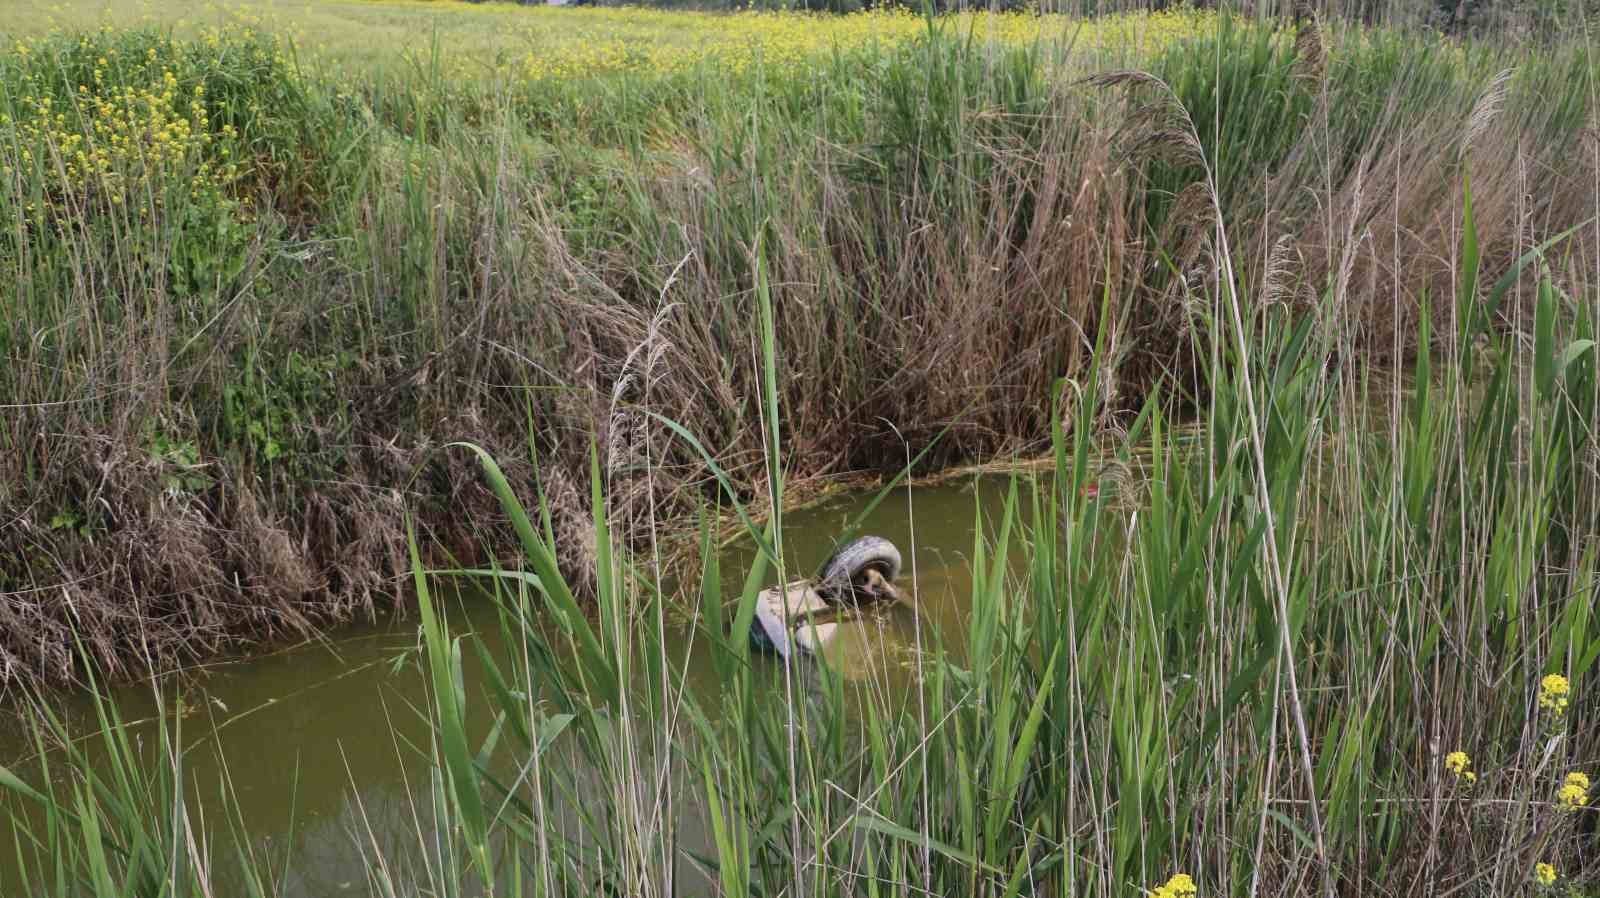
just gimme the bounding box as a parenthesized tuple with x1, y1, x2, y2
(1, 475, 1040, 896)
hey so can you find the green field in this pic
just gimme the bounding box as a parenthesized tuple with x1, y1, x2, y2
(3, 0, 1600, 894)
(4, 0, 1206, 78)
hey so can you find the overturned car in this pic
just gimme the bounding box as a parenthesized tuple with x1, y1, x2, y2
(748, 536, 906, 659)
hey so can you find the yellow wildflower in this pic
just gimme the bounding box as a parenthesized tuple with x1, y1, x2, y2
(1539, 674, 1571, 715)
(1150, 873, 1197, 898)
(1557, 771, 1589, 811)
(1534, 862, 1556, 886)
(1444, 751, 1476, 785)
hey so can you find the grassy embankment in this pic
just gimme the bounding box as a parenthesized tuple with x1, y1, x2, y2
(3, 0, 1600, 894)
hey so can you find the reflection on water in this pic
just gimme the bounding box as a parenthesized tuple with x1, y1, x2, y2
(0, 475, 1036, 896)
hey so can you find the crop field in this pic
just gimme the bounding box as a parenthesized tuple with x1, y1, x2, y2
(3, 0, 1600, 895)
(5, 0, 1214, 80)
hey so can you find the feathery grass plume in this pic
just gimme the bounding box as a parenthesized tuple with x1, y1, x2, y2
(1291, 0, 1326, 88)
(1259, 233, 1302, 308)
(1460, 68, 1514, 162)
(1084, 68, 1212, 323)
(1163, 180, 1218, 260)
(605, 285, 686, 532)
(1083, 69, 1206, 170)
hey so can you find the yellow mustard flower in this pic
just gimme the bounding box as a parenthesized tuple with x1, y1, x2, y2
(1444, 751, 1477, 785)
(1534, 862, 1556, 886)
(1151, 873, 1197, 898)
(1557, 771, 1590, 811)
(1540, 674, 1571, 715)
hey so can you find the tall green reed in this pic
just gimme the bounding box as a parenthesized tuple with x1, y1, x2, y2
(3, 230, 1597, 894)
(379, 186, 1599, 895)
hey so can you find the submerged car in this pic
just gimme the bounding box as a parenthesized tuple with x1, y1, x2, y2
(748, 536, 904, 659)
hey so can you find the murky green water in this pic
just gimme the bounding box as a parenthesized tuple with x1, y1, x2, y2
(0, 476, 1037, 896)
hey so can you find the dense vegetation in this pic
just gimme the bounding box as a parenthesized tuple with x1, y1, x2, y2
(2, 1, 1600, 893)
(3, 0, 1594, 686)
(5, 205, 1600, 894)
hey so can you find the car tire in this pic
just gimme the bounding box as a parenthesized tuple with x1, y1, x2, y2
(816, 536, 902, 603)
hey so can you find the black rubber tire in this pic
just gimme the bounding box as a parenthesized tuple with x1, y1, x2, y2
(816, 536, 902, 603)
